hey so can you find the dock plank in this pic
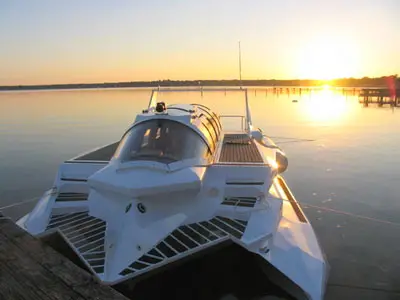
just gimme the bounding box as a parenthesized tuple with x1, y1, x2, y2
(0, 246, 84, 300)
(0, 224, 85, 300)
(325, 285, 400, 300)
(0, 213, 128, 300)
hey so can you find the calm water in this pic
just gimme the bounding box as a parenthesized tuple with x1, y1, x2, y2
(0, 88, 399, 299)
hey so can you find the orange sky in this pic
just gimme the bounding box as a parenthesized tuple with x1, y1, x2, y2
(0, 0, 399, 85)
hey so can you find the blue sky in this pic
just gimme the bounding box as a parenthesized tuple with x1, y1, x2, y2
(0, 0, 399, 84)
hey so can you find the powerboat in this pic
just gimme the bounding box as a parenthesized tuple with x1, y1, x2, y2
(17, 88, 328, 300)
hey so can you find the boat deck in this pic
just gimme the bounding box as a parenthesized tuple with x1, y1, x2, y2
(71, 142, 119, 162)
(219, 134, 264, 163)
(0, 213, 128, 300)
(68, 133, 265, 165)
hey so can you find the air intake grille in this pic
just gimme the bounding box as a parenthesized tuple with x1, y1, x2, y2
(46, 211, 106, 274)
(221, 197, 257, 207)
(119, 216, 248, 277)
(55, 193, 88, 202)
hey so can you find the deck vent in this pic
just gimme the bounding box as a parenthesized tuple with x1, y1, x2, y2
(225, 181, 264, 186)
(119, 216, 248, 277)
(46, 211, 106, 274)
(55, 193, 88, 202)
(221, 197, 257, 207)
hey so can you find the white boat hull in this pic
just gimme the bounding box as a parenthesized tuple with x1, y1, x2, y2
(16, 90, 328, 299)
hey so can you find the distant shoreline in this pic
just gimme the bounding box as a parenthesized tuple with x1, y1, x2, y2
(0, 77, 398, 91)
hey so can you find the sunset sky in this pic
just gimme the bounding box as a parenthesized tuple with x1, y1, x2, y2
(0, 0, 399, 85)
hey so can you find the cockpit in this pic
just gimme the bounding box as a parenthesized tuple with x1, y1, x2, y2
(114, 119, 212, 164)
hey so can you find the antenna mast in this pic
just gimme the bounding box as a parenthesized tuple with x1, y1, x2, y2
(238, 41, 242, 88)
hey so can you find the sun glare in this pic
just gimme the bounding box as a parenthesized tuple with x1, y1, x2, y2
(323, 84, 330, 90)
(296, 36, 359, 80)
(302, 87, 349, 123)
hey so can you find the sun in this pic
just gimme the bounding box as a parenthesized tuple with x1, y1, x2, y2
(295, 36, 359, 80)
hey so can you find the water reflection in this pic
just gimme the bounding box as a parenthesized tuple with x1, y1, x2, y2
(0, 88, 399, 299)
(301, 86, 350, 124)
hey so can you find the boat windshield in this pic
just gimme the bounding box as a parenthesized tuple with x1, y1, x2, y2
(114, 119, 210, 163)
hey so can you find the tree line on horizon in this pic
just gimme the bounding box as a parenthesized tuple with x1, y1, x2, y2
(0, 75, 398, 91)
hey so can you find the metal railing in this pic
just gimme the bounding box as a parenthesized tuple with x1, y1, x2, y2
(219, 115, 247, 131)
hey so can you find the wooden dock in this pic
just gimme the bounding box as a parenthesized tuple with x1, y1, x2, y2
(358, 88, 400, 107)
(0, 212, 129, 300)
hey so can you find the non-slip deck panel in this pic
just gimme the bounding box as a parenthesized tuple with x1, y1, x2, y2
(221, 197, 257, 208)
(73, 142, 119, 161)
(219, 134, 263, 163)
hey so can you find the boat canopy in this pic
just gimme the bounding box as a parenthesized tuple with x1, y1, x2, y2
(113, 119, 211, 164)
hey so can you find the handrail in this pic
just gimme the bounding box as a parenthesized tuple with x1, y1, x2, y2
(149, 87, 247, 93)
(219, 115, 246, 131)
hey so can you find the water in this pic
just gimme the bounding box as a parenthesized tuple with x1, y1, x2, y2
(0, 87, 399, 299)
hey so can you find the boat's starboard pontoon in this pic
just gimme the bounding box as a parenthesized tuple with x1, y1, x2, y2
(17, 88, 328, 300)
